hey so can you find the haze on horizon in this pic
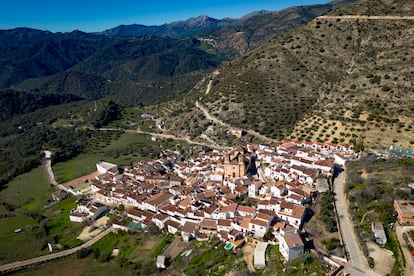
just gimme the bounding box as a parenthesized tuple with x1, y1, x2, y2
(0, 0, 330, 33)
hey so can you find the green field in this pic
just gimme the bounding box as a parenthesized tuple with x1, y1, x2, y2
(0, 216, 47, 264)
(53, 132, 175, 183)
(0, 166, 54, 213)
(44, 197, 83, 248)
(184, 239, 242, 275)
(0, 166, 56, 264)
(0, 166, 85, 264)
(53, 153, 102, 183)
(91, 231, 168, 262)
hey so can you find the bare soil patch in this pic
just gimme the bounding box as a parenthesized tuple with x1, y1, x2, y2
(242, 244, 256, 273)
(77, 216, 109, 241)
(366, 241, 394, 275)
(142, 237, 158, 250)
(163, 236, 192, 259)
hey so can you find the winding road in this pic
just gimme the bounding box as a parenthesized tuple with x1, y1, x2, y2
(195, 101, 278, 144)
(98, 127, 231, 150)
(0, 227, 114, 274)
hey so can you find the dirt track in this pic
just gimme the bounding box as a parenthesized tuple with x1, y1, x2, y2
(318, 15, 414, 20)
(195, 101, 278, 144)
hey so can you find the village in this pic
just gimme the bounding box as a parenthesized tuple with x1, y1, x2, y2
(62, 139, 356, 269)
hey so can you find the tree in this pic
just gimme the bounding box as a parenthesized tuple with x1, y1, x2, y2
(117, 204, 125, 213)
(76, 247, 91, 259)
(92, 100, 122, 128)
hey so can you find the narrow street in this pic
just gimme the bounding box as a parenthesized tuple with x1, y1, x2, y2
(333, 170, 379, 276)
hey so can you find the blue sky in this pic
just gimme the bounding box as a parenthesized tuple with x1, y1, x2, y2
(0, 0, 330, 32)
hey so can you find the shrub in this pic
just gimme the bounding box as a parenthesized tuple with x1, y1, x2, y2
(382, 86, 391, 92)
(369, 75, 381, 84)
(368, 256, 375, 268)
(322, 238, 340, 251)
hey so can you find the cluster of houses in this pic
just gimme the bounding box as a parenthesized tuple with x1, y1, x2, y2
(69, 140, 354, 262)
(69, 199, 109, 223)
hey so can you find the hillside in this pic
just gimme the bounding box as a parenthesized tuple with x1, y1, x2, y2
(0, 89, 83, 122)
(150, 0, 414, 151)
(197, 0, 357, 54)
(17, 71, 111, 100)
(15, 36, 221, 104)
(0, 29, 118, 88)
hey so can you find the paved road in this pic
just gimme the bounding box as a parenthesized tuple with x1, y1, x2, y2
(43, 153, 73, 194)
(333, 170, 379, 276)
(319, 15, 414, 20)
(0, 227, 114, 274)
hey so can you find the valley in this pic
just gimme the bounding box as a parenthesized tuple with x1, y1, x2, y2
(1, 0, 414, 275)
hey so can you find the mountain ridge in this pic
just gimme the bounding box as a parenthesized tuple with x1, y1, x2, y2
(100, 15, 239, 39)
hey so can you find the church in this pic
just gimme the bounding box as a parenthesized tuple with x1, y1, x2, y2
(223, 146, 251, 178)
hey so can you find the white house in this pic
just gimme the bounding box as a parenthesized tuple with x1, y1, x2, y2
(278, 202, 306, 229)
(237, 205, 255, 217)
(144, 192, 173, 212)
(69, 212, 88, 223)
(96, 161, 118, 174)
(248, 181, 263, 198)
(152, 213, 169, 229)
(279, 233, 304, 261)
(249, 218, 270, 238)
(217, 219, 233, 232)
(181, 221, 198, 242)
(372, 221, 387, 245)
(165, 219, 181, 235)
(334, 153, 347, 166)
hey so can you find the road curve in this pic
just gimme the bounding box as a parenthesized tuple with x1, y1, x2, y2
(333, 170, 380, 276)
(96, 127, 231, 150)
(195, 101, 278, 144)
(0, 227, 114, 274)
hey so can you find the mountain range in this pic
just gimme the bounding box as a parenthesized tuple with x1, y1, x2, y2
(99, 15, 239, 38)
(3, 0, 413, 186)
(0, 0, 356, 115)
(101, 0, 356, 54)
